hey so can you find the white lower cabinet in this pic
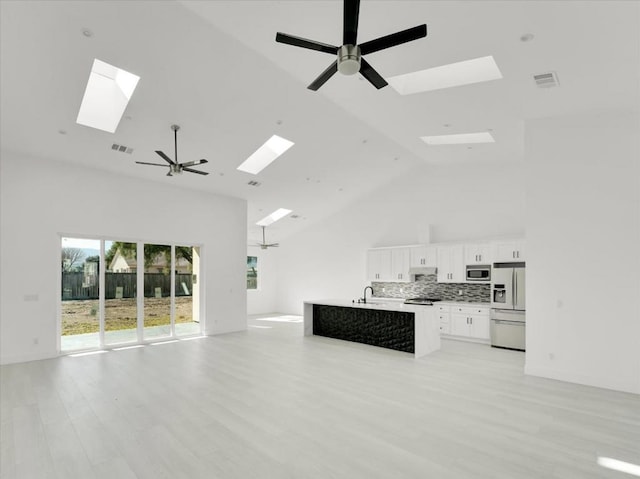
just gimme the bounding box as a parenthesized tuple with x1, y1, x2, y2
(443, 304, 490, 341)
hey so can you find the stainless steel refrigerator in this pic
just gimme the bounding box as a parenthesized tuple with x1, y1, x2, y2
(490, 262, 525, 351)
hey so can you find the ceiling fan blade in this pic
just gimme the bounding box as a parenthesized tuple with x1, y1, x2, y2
(182, 167, 209, 176)
(180, 159, 208, 168)
(359, 24, 427, 55)
(308, 61, 338, 91)
(343, 0, 360, 45)
(155, 150, 176, 165)
(359, 58, 388, 89)
(276, 32, 338, 55)
(136, 161, 170, 167)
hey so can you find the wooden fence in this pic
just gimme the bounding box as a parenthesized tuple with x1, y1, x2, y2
(61, 272, 193, 300)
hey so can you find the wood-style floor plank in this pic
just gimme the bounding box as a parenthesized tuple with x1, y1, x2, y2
(1, 314, 638, 478)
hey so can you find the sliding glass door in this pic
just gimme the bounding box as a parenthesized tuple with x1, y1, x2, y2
(60, 237, 101, 351)
(60, 237, 202, 352)
(104, 240, 138, 346)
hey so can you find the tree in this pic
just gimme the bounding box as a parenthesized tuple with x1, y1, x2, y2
(61, 248, 85, 272)
(105, 242, 193, 272)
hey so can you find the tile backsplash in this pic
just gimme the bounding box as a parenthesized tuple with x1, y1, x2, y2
(372, 274, 490, 303)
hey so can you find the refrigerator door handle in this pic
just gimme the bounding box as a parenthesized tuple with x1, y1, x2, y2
(512, 269, 516, 309)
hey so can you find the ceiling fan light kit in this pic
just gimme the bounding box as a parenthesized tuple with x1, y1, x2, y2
(275, 0, 427, 90)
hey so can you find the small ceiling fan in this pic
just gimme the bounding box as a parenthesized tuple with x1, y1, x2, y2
(275, 0, 427, 91)
(136, 124, 209, 176)
(254, 226, 279, 250)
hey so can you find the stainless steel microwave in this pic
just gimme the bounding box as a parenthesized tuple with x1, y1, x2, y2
(466, 265, 491, 282)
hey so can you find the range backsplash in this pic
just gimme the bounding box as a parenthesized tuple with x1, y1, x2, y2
(372, 274, 490, 303)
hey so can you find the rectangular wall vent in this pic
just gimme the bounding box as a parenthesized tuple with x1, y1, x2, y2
(247, 180, 261, 187)
(533, 71, 559, 88)
(111, 143, 134, 154)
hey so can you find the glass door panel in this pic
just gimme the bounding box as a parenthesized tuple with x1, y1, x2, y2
(175, 245, 201, 336)
(144, 243, 172, 340)
(104, 241, 138, 345)
(60, 237, 100, 351)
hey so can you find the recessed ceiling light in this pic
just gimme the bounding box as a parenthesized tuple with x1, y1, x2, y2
(421, 132, 495, 146)
(237, 135, 294, 175)
(58, 129, 67, 135)
(520, 33, 535, 42)
(256, 208, 292, 227)
(82, 28, 93, 38)
(76, 59, 140, 133)
(388, 56, 503, 95)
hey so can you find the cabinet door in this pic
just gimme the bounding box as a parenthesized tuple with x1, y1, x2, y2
(436, 247, 452, 282)
(391, 248, 411, 282)
(450, 313, 470, 337)
(469, 315, 490, 340)
(450, 245, 465, 282)
(493, 241, 525, 262)
(367, 249, 392, 282)
(465, 244, 492, 265)
(410, 245, 437, 267)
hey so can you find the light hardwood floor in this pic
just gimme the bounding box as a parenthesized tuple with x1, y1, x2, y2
(1, 314, 639, 478)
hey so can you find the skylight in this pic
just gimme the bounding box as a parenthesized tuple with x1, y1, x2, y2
(387, 56, 502, 95)
(237, 135, 294, 175)
(421, 132, 495, 145)
(76, 59, 140, 133)
(256, 208, 292, 227)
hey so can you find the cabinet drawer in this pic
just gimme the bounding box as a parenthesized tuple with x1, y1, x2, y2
(437, 305, 451, 313)
(452, 305, 489, 316)
(438, 314, 450, 323)
(439, 322, 451, 334)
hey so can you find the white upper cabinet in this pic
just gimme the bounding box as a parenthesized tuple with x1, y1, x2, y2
(367, 249, 392, 282)
(409, 245, 437, 267)
(464, 243, 492, 265)
(436, 245, 465, 283)
(492, 240, 526, 262)
(391, 248, 411, 282)
(367, 247, 411, 282)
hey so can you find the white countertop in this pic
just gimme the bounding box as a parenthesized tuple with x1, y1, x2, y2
(304, 299, 429, 312)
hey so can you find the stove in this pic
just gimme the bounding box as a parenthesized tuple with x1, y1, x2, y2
(403, 297, 442, 305)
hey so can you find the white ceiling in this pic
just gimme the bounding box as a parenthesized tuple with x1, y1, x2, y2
(1, 1, 638, 244)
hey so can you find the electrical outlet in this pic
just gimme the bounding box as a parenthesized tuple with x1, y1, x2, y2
(458, 290, 463, 296)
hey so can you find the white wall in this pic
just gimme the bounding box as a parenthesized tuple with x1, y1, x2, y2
(524, 111, 640, 394)
(275, 162, 525, 315)
(246, 247, 279, 315)
(0, 152, 247, 364)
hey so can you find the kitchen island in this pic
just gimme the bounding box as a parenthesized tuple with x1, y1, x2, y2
(303, 300, 440, 358)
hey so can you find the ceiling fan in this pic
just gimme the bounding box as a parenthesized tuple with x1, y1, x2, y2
(254, 226, 279, 250)
(275, 0, 427, 91)
(136, 124, 209, 176)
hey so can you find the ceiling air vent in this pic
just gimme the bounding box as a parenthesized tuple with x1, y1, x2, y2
(111, 143, 134, 154)
(290, 214, 300, 219)
(247, 180, 261, 187)
(533, 71, 559, 88)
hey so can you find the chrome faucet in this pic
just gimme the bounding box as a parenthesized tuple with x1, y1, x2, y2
(362, 286, 374, 303)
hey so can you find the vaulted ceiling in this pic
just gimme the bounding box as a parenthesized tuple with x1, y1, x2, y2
(1, 1, 638, 244)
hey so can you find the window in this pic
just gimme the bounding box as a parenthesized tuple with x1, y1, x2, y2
(247, 256, 258, 290)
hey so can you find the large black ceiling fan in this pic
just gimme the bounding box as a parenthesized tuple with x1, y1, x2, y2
(136, 124, 209, 177)
(275, 0, 427, 91)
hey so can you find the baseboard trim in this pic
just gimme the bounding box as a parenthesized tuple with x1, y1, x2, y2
(525, 363, 640, 395)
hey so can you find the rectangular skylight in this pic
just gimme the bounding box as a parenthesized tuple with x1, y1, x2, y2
(256, 208, 292, 226)
(421, 132, 495, 145)
(76, 59, 140, 133)
(237, 135, 294, 174)
(388, 56, 502, 95)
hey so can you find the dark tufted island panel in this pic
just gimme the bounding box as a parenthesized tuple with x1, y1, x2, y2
(312, 304, 415, 353)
